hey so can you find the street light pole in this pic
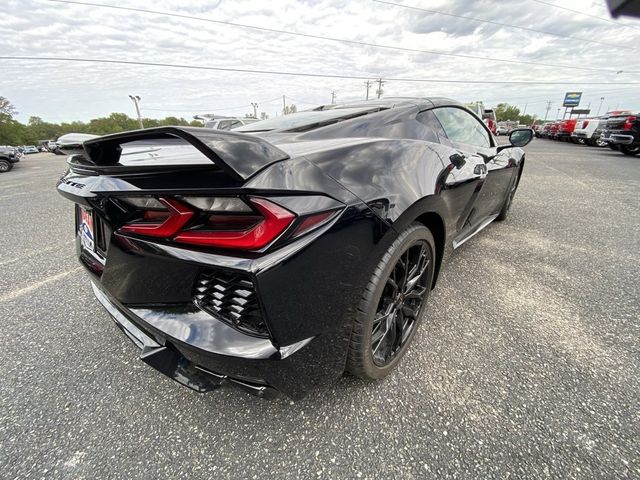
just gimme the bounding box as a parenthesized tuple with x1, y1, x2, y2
(251, 102, 258, 118)
(128, 95, 143, 129)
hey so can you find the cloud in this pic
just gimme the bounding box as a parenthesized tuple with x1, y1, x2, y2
(1, 0, 639, 123)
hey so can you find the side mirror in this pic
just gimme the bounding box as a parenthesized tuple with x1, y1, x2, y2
(496, 128, 533, 153)
(508, 128, 534, 147)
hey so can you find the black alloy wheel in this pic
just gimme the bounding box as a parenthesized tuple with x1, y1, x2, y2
(370, 240, 430, 366)
(347, 223, 435, 380)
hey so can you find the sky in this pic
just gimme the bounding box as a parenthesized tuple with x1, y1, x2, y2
(2, 0, 640, 124)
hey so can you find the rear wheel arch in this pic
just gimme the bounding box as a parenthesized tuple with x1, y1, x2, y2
(413, 212, 445, 289)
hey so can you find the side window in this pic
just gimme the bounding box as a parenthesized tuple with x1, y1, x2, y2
(433, 107, 491, 148)
(416, 110, 451, 145)
(217, 120, 233, 131)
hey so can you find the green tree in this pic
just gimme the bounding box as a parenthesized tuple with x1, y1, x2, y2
(283, 104, 297, 115)
(0, 96, 18, 122)
(495, 103, 521, 122)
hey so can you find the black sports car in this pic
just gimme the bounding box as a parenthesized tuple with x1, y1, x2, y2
(57, 98, 533, 399)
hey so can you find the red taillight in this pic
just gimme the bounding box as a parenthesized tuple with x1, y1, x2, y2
(623, 116, 636, 131)
(119, 197, 194, 237)
(117, 195, 340, 251)
(582, 120, 589, 129)
(174, 198, 295, 250)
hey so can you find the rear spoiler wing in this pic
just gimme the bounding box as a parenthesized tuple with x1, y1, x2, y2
(71, 126, 289, 181)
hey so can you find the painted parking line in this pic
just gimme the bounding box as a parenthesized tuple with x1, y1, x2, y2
(0, 267, 82, 304)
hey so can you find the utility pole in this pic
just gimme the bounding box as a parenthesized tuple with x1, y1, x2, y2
(364, 80, 372, 100)
(331, 91, 337, 104)
(376, 78, 385, 99)
(522, 103, 528, 116)
(544, 100, 552, 121)
(128, 95, 143, 129)
(251, 102, 258, 118)
(282, 95, 286, 115)
(556, 107, 561, 120)
(596, 97, 605, 116)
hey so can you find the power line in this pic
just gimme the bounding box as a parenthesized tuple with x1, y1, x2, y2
(531, 0, 640, 31)
(371, 0, 637, 51)
(7, 55, 632, 91)
(5, 56, 640, 86)
(44, 0, 638, 74)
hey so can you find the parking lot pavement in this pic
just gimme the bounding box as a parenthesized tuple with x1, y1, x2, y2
(0, 143, 638, 479)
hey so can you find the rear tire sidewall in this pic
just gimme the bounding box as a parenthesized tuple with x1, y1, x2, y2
(620, 145, 640, 156)
(0, 160, 11, 172)
(347, 224, 435, 380)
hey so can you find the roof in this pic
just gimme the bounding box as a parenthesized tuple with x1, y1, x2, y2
(311, 96, 463, 112)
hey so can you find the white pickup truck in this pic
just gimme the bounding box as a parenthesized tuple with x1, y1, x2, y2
(571, 118, 607, 147)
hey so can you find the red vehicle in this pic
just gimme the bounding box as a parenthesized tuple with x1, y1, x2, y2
(548, 122, 560, 139)
(556, 119, 578, 142)
(484, 117, 497, 135)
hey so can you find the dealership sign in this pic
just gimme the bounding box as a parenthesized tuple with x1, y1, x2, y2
(563, 92, 582, 107)
(571, 109, 591, 115)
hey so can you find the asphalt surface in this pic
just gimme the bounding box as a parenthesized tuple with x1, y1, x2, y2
(1, 141, 638, 479)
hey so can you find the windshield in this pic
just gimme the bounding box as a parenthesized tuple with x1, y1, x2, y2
(234, 107, 380, 132)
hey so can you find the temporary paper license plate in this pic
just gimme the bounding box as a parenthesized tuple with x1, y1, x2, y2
(79, 206, 95, 252)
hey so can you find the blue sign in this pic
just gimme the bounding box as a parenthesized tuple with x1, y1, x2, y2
(563, 92, 582, 107)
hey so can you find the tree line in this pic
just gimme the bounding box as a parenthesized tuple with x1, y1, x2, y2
(1, 94, 537, 146)
(0, 96, 201, 145)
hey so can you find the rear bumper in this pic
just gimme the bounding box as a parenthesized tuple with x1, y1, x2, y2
(604, 134, 634, 145)
(91, 279, 348, 399)
(74, 202, 390, 398)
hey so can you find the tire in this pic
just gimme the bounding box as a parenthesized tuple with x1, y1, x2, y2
(0, 159, 12, 173)
(346, 223, 435, 380)
(608, 144, 619, 151)
(496, 165, 522, 221)
(620, 145, 640, 156)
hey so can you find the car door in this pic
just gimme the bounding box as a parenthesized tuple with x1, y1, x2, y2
(432, 106, 515, 226)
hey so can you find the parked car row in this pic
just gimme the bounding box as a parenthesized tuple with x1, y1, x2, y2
(534, 111, 639, 156)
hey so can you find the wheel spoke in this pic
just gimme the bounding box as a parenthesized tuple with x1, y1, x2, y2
(386, 277, 399, 297)
(400, 251, 410, 291)
(404, 246, 429, 293)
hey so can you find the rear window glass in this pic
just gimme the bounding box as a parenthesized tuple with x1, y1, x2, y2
(235, 107, 380, 132)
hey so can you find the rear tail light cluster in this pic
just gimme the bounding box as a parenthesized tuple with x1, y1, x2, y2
(582, 120, 589, 129)
(623, 116, 636, 131)
(116, 195, 339, 251)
